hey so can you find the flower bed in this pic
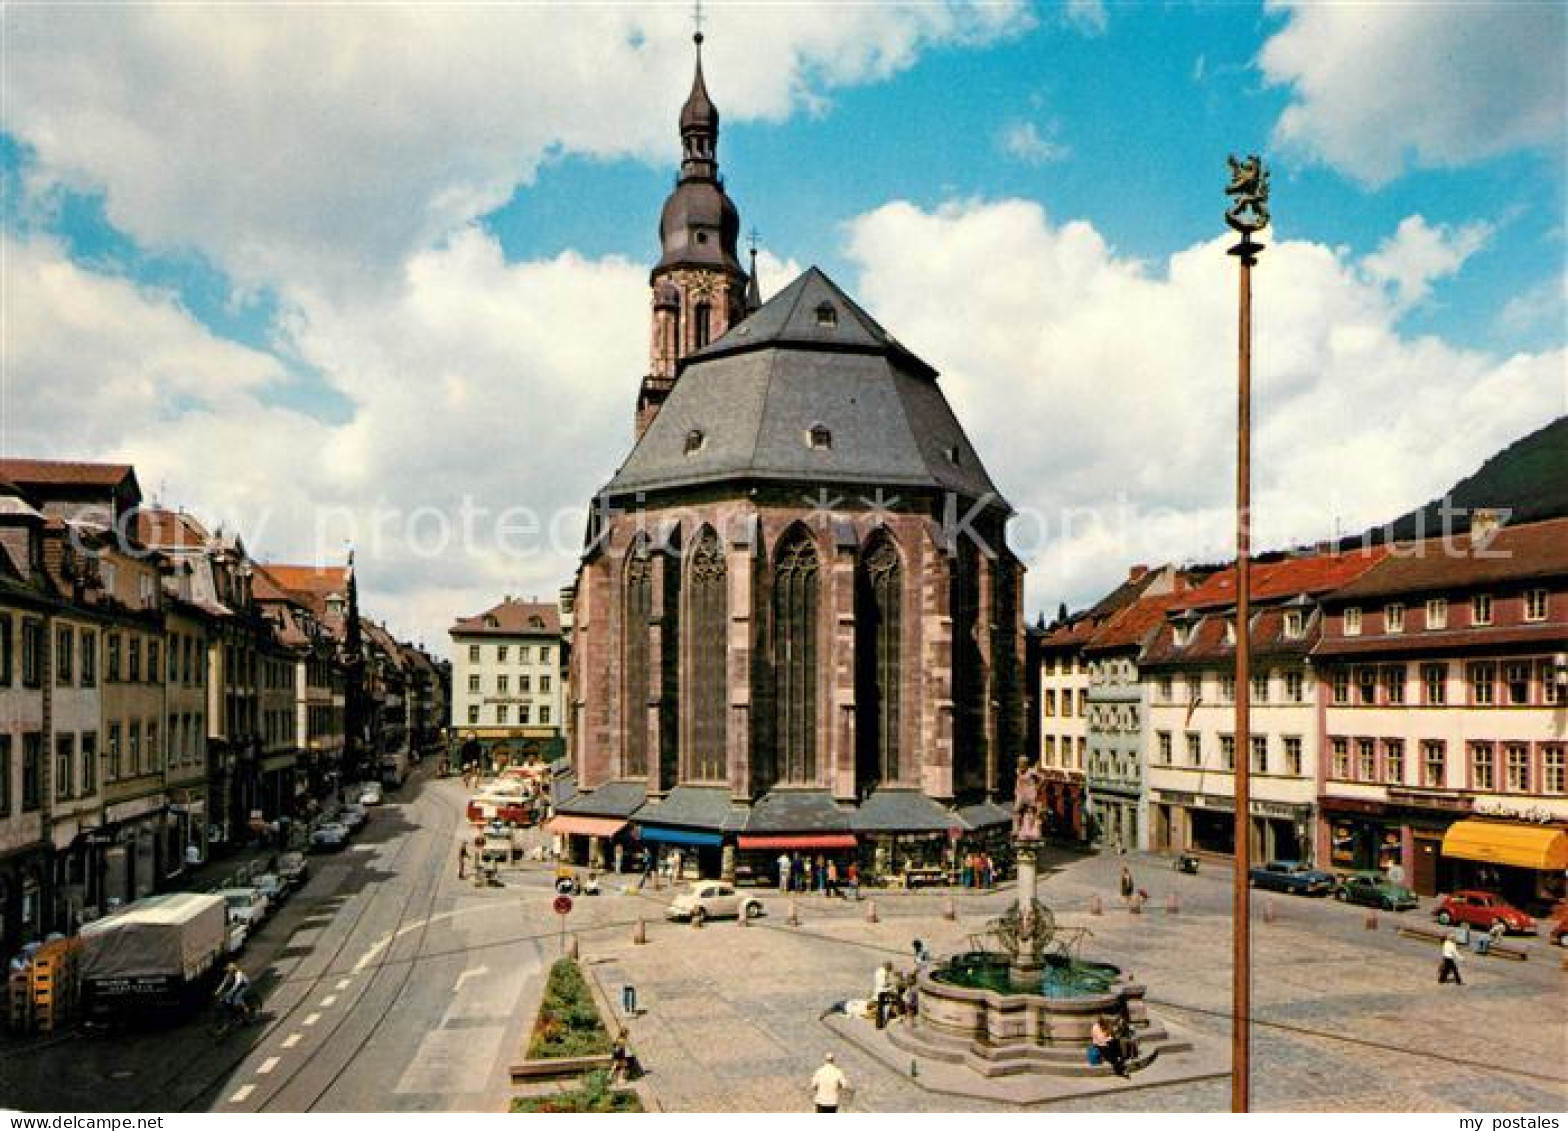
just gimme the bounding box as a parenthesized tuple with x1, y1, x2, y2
(510, 1070, 644, 1113)
(526, 958, 614, 1060)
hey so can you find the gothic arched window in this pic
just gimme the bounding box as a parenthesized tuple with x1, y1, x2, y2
(688, 528, 727, 781)
(623, 545, 652, 778)
(856, 532, 902, 789)
(773, 527, 819, 784)
(694, 303, 712, 348)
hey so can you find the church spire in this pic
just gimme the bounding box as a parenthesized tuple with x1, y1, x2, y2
(637, 28, 751, 440)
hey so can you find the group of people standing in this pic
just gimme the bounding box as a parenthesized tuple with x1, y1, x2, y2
(958, 852, 997, 889)
(777, 853, 858, 899)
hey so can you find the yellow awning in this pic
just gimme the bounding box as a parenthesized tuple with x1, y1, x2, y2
(1441, 820, 1568, 871)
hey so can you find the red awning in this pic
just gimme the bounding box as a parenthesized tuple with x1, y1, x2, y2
(738, 834, 858, 851)
(547, 816, 627, 838)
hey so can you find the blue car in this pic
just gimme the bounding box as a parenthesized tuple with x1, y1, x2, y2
(1248, 860, 1336, 896)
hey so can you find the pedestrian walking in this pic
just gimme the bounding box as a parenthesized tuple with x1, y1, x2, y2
(777, 852, 792, 891)
(814, 855, 827, 894)
(846, 860, 860, 901)
(621, 983, 638, 1016)
(458, 842, 469, 879)
(826, 859, 840, 898)
(981, 853, 995, 888)
(810, 1052, 850, 1113)
(614, 844, 625, 875)
(1119, 865, 1135, 905)
(1438, 933, 1464, 985)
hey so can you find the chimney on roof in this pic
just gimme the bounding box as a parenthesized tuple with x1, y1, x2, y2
(1471, 508, 1505, 542)
(1129, 564, 1149, 583)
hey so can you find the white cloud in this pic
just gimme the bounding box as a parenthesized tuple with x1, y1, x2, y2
(844, 199, 1566, 612)
(1064, 0, 1108, 36)
(1260, 1, 1567, 184)
(3, 3, 1029, 297)
(1362, 215, 1493, 310)
(997, 120, 1070, 166)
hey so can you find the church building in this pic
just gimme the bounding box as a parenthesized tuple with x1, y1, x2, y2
(556, 36, 1027, 881)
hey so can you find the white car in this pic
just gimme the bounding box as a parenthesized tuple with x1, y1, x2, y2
(357, 783, 384, 806)
(218, 886, 270, 929)
(666, 881, 763, 924)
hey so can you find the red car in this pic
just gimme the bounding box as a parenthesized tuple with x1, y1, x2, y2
(1433, 890, 1535, 934)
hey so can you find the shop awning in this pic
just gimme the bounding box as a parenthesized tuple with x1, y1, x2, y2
(738, 834, 858, 851)
(1441, 820, 1568, 871)
(636, 825, 724, 848)
(547, 816, 627, 839)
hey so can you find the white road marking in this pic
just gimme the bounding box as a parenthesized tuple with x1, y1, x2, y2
(228, 1085, 255, 1104)
(303, 1012, 321, 1026)
(335, 978, 351, 991)
(281, 1033, 302, 1049)
(352, 902, 524, 972)
(257, 1057, 280, 1075)
(320, 995, 337, 1007)
(454, 965, 490, 990)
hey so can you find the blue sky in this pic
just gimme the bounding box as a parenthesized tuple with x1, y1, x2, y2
(3, 1, 1564, 649)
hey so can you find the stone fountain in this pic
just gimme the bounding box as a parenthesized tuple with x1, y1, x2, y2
(887, 758, 1192, 1079)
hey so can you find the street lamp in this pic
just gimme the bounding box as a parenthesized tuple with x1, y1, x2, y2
(1224, 153, 1270, 1114)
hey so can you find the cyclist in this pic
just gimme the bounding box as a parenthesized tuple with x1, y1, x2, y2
(215, 962, 254, 1020)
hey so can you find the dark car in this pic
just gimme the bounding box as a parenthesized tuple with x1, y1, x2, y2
(309, 822, 349, 853)
(1433, 890, 1535, 934)
(1334, 872, 1417, 911)
(1248, 860, 1336, 896)
(277, 851, 309, 888)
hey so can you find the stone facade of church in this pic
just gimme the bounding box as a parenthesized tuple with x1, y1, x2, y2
(559, 38, 1025, 875)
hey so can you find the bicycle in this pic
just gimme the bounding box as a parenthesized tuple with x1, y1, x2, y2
(212, 989, 262, 1036)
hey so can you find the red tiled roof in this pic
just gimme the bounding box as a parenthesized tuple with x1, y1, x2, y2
(1327, 518, 1568, 601)
(1142, 606, 1320, 668)
(1313, 622, 1567, 658)
(263, 564, 349, 596)
(0, 458, 135, 489)
(1172, 548, 1390, 611)
(134, 507, 211, 548)
(1087, 592, 1188, 652)
(450, 598, 561, 637)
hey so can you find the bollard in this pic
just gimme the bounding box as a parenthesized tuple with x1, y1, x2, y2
(1166, 893, 1180, 915)
(943, 897, 956, 922)
(566, 934, 580, 959)
(634, 918, 647, 945)
(788, 901, 801, 927)
(1089, 894, 1103, 916)
(1364, 910, 1379, 931)
(865, 900, 879, 924)
(1263, 899, 1276, 924)
(910, 1059, 920, 1079)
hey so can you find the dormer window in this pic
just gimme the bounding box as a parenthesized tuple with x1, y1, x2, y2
(807, 424, 832, 450)
(1283, 610, 1304, 639)
(485, 616, 499, 629)
(1386, 603, 1404, 633)
(684, 428, 706, 455)
(1344, 606, 1362, 636)
(1173, 622, 1193, 647)
(814, 302, 838, 328)
(1224, 619, 1237, 645)
(944, 444, 962, 466)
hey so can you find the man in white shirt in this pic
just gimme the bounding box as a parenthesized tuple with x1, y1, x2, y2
(873, 961, 895, 1028)
(810, 1052, 850, 1112)
(1438, 932, 1463, 985)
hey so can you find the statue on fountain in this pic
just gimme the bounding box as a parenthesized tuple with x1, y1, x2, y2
(1012, 756, 1044, 842)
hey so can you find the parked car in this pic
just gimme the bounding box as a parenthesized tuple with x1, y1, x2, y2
(309, 823, 349, 853)
(217, 887, 270, 929)
(225, 921, 248, 955)
(666, 881, 763, 924)
(253, 872, 287, 906)
(357, 783, 384, 807)
(1433, 890, 1535, 934)
(1248, 860, 1336, 896)
(339, 804, 368, 832)
(277, 851, 309, 888)
(1334, 872, 1417, 911)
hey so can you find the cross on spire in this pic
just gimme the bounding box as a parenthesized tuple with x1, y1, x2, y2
(693, 0, 705, 43)
(747, 226, 761, 257)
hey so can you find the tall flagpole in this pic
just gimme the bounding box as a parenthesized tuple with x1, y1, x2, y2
(1224, 153, 1269, 1114)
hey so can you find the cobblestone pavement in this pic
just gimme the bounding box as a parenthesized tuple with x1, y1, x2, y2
(528, 846, 1567, 1113)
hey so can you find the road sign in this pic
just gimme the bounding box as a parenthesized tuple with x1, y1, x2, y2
(553, 894, 574, 916)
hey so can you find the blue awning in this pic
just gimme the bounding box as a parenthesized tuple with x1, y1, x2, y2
(635, 825, 724, 848)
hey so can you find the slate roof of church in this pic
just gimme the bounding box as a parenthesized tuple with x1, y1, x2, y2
(605, 267, 1006, 507)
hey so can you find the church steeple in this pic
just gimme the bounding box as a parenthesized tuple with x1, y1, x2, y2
(637, 31, 750, 440)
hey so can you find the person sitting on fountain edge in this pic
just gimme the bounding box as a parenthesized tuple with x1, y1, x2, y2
(1091, 1015, 1129, 1077)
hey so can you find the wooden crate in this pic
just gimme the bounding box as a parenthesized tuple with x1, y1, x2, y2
(30, 939, 79, 1033)
(7, 968, 32, 1033)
